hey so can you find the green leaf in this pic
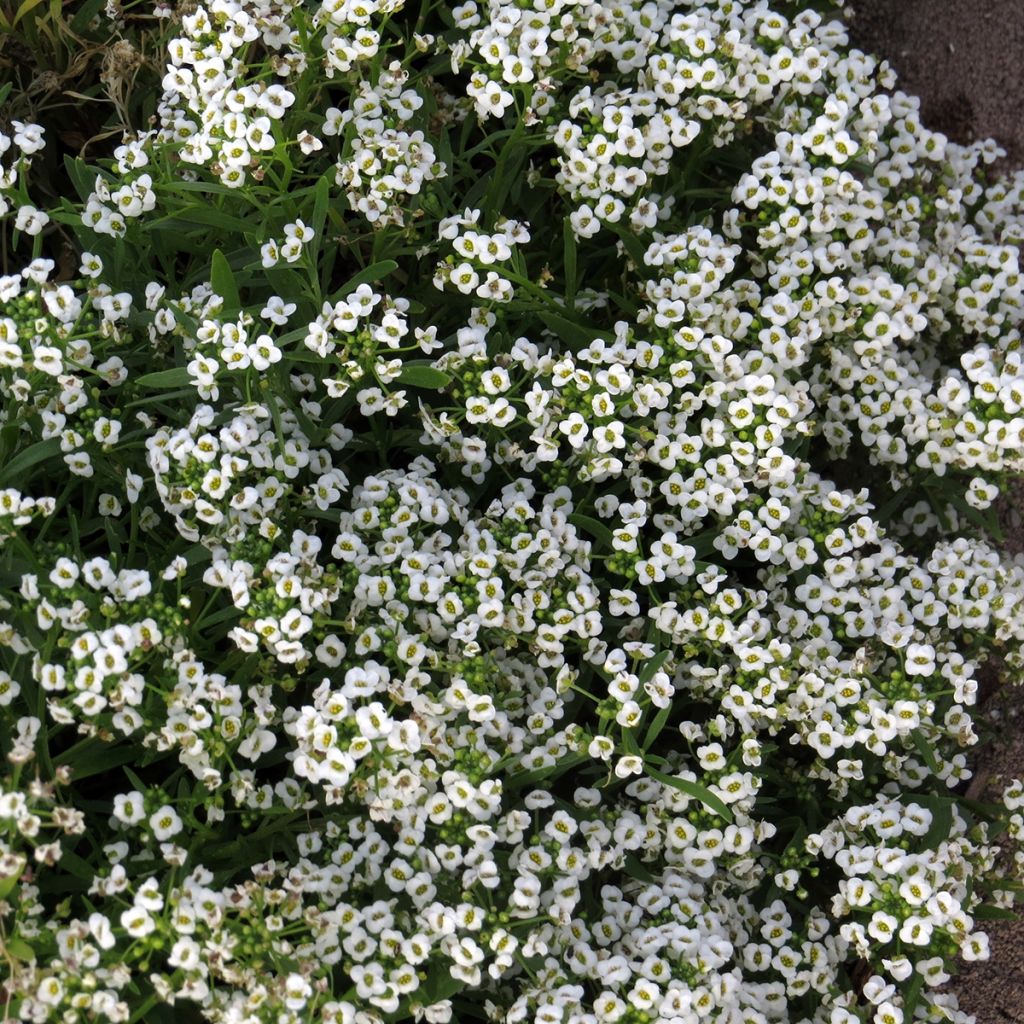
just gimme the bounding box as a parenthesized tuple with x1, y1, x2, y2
(149, 205, 255, 237)
(642, 703, 673, 753)
(910, 729, 940, 773)
(972, 904, 1018, 920)
(210, 248, 241, 312)
(944, 485, 1003, 542)
(311, 175, 330, 247)
(160, 179, 264, 206)
(5, 936, 35, 961)
(394, 365, 452, 390)
(685, 529, 719, 558)
(0, 854, 26, 899)
(538, 311, 610, 351)
(179, 543, 213, 568)
(332, 259, 398, 299)
(608, 223, 649, 269)
(134, 367, 193, 390)
(122, 766, 149, 793)
(901, 971, 924, 1019)
(506, 753, 587, 793)
(63, 154, 102, 201)
(638, 650, 671, 687)
(0, 438, 60, 485)
(569, 513, 613, 548)
(623, 855, 655, 883)
(125, 387, 195, 409)
(646, 765, 734, 822)
(563, 216, 578, 309)
(11, 0, 47, 30)
(59, 738, 141, 781)
(917, 796, 954, 850)
(58, 849, 96, 882)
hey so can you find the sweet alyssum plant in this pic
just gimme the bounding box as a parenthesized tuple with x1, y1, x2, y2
(2, 0, 1024, 1022)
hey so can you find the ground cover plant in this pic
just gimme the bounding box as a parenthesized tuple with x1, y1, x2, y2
(2, 0, 1024, 1021)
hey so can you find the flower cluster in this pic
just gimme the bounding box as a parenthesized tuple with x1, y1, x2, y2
(1, 1, 1024, 1023)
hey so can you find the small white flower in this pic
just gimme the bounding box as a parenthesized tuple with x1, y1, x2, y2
(149, 805, 182, 840)
(904, 642, 936, 676)
(120, 907, 156, 937)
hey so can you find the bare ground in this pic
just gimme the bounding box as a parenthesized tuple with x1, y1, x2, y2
(844, 3, 1024, 1019)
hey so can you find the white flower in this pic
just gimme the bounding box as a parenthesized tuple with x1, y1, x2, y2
(261, 296, 297, 325)
(89, 912, 117, 950)
(149, 805, 182, 840)
(113, 792, 146, 825)
(120, 907, 156, 937)
(13, 121, 45, 154)
(260, 240, 280, 268)
(33, 346, 63, 375)
(169, 936, 202, 970)
(614, 755, 643, 779)
(14, 205, 49, 236)
(284, 973, 312, 1010)
(874, 1003, 903, 1024)
(904, 642, 936, 676)
(962, 932, 990, 961)
(36, 977, 64, 1006)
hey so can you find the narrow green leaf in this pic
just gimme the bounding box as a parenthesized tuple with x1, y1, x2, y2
(685, 529, 719, 558)
(0, 438, 60, 485)
(332, 259, 398, 298)
(284, 348, 330, 366)
(609, 223, 649, 268)
(62, 154, 100, 201)
(642, 703, 673, 752)
(59, 738, 140, 781)
(944, 486, 1003, 542)
(57, 849, 96, 882)
(623, 855, 655, 883)
(12, 0, 47, 29)
(122, 766, 149, 793)
(180, 543, 213, 568)
(69, 0, 109, 32)
(621, 728, 641, 757)
(125, 387, 194, 409)
(563, 216, 578, 309)
(917, 796, 953, 850)
(902, 971, 924, 1020)
(134, 367, 192, 390)
(638, 650, 671, 687)
(646, 765, 734, 822)
(910, 729, 940, 773)
(506, 753, 587, 792)
(168, 301, 200, 336)
(161, 179, 265, 206)
(395, 365, 452, 390)
(971, 904, 1018, 920)
(5, 936, 35, 961)
(569, 513, 613, 548)
(418, 968, 464, 1008)
(210, 248, 241, 312)
(311, 175, 330, 247)
(538, 311, 610, 351)
(165, 205, 255, 236)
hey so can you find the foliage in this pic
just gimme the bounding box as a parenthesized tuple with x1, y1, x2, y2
(1, 1, 1024, 1023)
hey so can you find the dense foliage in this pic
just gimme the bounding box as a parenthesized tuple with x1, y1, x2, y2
(1, 0, 1024, 1022)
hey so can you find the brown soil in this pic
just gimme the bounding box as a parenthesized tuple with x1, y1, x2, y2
(845, 3, 1024, 1020)
(846, 0, 1024, 164)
